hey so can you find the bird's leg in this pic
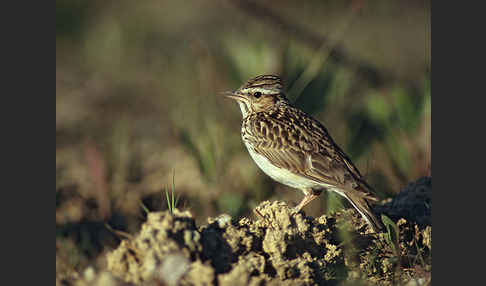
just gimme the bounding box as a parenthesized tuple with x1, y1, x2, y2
(293, 189, 322, 212)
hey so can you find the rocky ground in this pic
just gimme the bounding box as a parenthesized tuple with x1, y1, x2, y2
(57, 177, 431, 286)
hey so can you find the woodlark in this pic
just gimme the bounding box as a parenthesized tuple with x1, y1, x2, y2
(225, 74, 384, 233)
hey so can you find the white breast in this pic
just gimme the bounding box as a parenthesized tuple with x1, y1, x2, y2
(243, 141, 320, 189)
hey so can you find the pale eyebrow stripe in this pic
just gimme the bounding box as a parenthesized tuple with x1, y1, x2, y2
(242, 87, 279, 94)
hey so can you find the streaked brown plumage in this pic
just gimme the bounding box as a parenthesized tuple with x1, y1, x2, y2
(225, 74, 384, 232)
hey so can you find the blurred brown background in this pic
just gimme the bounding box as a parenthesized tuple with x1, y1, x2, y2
(56, 0, 430, 271)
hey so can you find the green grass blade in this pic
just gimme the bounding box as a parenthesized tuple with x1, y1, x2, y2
(381, 214, 399, 254)
(172, 170, 176, 211)
(139, 201, 150, 214)
(165, 186, 171, 213)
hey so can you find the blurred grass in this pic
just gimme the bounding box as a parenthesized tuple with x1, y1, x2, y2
(56, 0, 430, 272)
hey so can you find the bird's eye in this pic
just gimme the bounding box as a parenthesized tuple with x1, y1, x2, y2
(254, 91, 262, 98)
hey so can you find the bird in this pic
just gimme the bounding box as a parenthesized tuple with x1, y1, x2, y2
(224, 74, 384, 233)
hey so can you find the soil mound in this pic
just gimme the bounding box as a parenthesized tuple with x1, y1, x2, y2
(71, 177, 431, 286)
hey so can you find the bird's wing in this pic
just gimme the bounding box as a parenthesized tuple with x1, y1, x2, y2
(245, 107, 376, 199)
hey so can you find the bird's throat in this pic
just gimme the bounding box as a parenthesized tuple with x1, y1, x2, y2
(238, 101, 250, 118)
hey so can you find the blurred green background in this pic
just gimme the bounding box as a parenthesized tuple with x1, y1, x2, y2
(56, 0, 430, 271)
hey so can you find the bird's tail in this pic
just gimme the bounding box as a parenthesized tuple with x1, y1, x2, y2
(340, 189, 384, 233)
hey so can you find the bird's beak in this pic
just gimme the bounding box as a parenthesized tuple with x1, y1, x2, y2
(221, 90, 246, 102)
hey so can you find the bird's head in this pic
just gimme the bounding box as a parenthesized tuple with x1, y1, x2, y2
(224, 74, 289, 118)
